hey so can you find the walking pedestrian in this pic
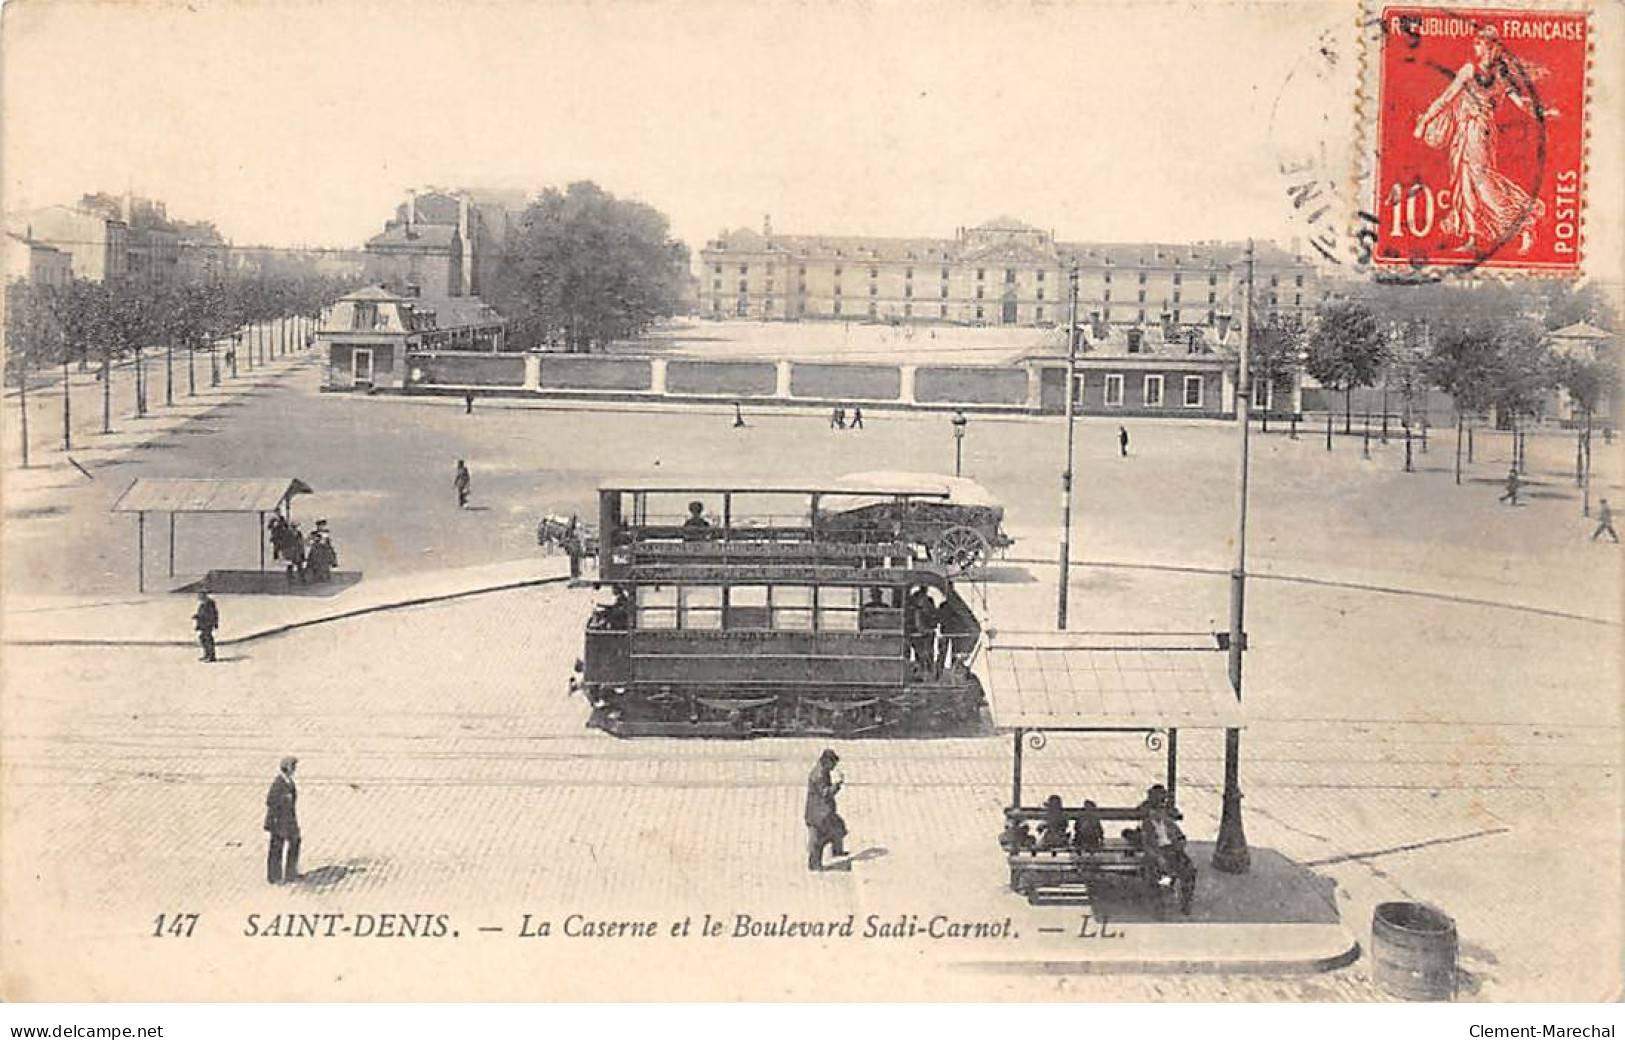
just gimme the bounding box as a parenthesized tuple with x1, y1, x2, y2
(454, 460, 471, 508)
(733, 402, 746, 428)
(805, 749, 848, 871)
(1593, 498, 1619, 543)
(264, 756, 301, 884)
(851, 407, 864, 429)
(1498, 464, 1522, 506)
(464, 390, 475, 415)
(1118, 425, 1130, 457)
(830, 406, 846, 430)
(192, 589, 219, 663)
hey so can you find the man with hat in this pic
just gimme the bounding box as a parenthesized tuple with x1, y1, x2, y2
(1138, 783, 1196, 915)
(192, 588, 219, 663)
(805, 748, 848, 870)
(264, 756, 301, 884)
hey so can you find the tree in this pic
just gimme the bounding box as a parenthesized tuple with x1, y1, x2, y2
(4, 281, 56, 466)
(493, 181, 688, 352)
(1249, 313, 1305, 433)
(1307, 299, 1388, 433)
(1424, 319, 1499, 484)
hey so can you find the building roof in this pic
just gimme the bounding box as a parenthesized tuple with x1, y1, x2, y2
(1550, 322, 1613, 341)
(342, 284, 404, 302)
(408, 296, 505, 328)
(111, 478, 313, 514)
(365, 224, 459, 251)
(1016, 322, 1238, 361)
(597, 476, 953, 497)
(978, 630, 1245, 731)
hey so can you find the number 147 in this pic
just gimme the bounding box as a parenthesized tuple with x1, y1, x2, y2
(153, 913, 199, 937)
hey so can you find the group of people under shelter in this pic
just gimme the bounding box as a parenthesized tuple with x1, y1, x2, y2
(266, 514, 340, 585)
(1001, 783, 1198, 915)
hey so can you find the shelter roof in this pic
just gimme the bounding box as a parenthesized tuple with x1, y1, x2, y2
(365, 224, 458, 251)
(837, 472, 999, 507)
(112, 478, 313, 514)
(979, 630, 1244, 731)
(1549, 321, 1613, 341)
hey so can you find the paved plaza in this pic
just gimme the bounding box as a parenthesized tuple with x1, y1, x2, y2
(1, 343, 1620, 1000)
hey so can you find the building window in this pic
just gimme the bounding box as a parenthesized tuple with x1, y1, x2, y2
(1035, 306, 1044, 321)
(834, 300, 842, 314)
(738, 279, 748, 292)
(1206, 309, 1216, 325)
(712, 299, 721, 313)
(1173, 272, 1182, 285)
(1173, 309, 1182, 323)
(352, 303, 378, 330)
(1127, 328, 1144, 354)
(904, 303, 912, 317)
(799, 265, 806, 276)
(1137, 309, 1146, 323)
(1037, 270, 1045, 282)
(940, 304, 948, 318)
(1270, 293, 1278, 305)
(1103, 307, 1112, 321)
(1005, 269, 1015, 284)
(940, 285, 948, 299)
(1144, 375, 1164, 407)
(869, 284, 877, 296)
(1270, 275, 1279, 286)
(904, 284, 913, 298)
(1208, 291, 1216, 304)
(977, 269, 985, 281)
(1105, 374, 1124, 406)
(870, 267, 878, 279)
(740, 264, 748, 274)
(1183, 376, 1203, 408)
(1104, 289, 1112, 302)
(713, 264, 722, 275)
(1253, 378, 1273, 411)
(1037, 288, 1045, 301)
(1295, 274, 1304, 287)
(868, 302, 877, 317)
(1137, 290, 1146, 303)
(764, 297, 774, 312)
(834, 266, 843, 277)
(976, 286, 985, 300)
(1172, 290, 1181, 303)
(766, 280, 774, 292)
(1138, 271, 1147, 284)
(975, 305, 984, 320)
(834, 285, 842, 296)
(906, 267, 914, 279)
(1294, 293, 1302, 306)
(1208, 273, 1218, 286)
(1104, 271, 1113, 284)
(712, 278, 721, 290)
(736, 298, 748, 316)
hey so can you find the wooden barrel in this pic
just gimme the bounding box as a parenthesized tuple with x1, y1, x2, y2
(1372, 902, 1457, 1000)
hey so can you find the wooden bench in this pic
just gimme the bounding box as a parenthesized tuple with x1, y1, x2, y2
(1001, 806, 1179, 906)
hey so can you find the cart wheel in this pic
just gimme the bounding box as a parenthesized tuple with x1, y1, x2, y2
(933, 526, 989, 572)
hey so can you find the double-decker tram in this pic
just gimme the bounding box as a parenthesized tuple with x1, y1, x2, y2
(582, 478, 989, 737)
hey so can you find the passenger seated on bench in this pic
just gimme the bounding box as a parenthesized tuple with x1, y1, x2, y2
(999, 817, 1036, 853)
(1073, 800, 1105, 852)
(1038, 794, 1070, 850)
(682, 501, 713, 540)
(1139, 784, 1196, 916)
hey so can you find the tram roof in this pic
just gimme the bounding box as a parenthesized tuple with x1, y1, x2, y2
(611, 563, 951, 587)
(597, 476, 953, 499)
(978, 630, 1245, 732)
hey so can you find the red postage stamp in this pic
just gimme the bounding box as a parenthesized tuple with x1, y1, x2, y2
(1371, 6, 1589, 273)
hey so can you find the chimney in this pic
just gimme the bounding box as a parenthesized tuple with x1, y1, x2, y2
(406, 189, 417, 236)
(763, 214, 773, 239)
(1091, 311, 1108, 340)
(458, 194, 473, 296)
(1160, 311, 1174, 341)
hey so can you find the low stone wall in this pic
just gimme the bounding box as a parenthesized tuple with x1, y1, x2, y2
(537, 355, 652, 392)
(407, 352, 527, 388)
(914, 366, 1029, 405)
(666, 359, 778, 397)
(788, 362, 902, 402)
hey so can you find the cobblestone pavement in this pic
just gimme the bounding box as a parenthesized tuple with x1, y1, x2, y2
(2, 570, 1616, 1001)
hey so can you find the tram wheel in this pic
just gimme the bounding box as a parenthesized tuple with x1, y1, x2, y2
(933, 526, 989, 572)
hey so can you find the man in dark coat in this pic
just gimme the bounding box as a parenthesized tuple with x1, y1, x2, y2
(1138, 784, 1195, 915)
(192, 589, 219, 662)
(454, 460, 472, 508)
(805, 748, 847, 871)
(264, 756, 300, 884)
(1119, 425, 1130, 457)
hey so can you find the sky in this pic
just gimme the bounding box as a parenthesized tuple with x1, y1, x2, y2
(2, 0, 1620, 284)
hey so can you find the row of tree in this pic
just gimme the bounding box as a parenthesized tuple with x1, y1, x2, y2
(5, 273, 354, 465)
(1246, 278, 1618, 482)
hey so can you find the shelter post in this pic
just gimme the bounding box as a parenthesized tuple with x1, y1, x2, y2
(259, 511, 266, 572)
(137, 512, 146, 593)
(1011, 728, 1024, 808)
(168, 513, 176, 577)
(1166, 728, 1179, 804)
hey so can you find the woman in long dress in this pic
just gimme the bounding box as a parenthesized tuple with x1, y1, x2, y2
(1412, 26, 1555, 255)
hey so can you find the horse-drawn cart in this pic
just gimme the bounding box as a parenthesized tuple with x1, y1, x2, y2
(820, 471, 1014, 572)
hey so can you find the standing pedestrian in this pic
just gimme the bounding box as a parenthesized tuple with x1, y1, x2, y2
(850, 407, 864, 429)
(805, 749, 848, 871)
(1118, 425, 1130, 457)
(1593, 498, 1619, 542)
(464, 390, 475, 415)
(264, 756, 301, 884)
(564, 528, 584, 578)
(192, 589, 219, 663)
(830, 406, 846, 430)
(284, 523, 307, 585)
(454, 460, 471, 508)
(1498, 464, 1522, 506)
(733, 402, 747, 428)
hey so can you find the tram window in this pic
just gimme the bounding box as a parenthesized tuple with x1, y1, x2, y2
(772, 586, 814, 631)
(724, 585, 770, 629)
(636, 586, 678, 630)
(680, 586, 723, 630)
(817, 586, 861, 632)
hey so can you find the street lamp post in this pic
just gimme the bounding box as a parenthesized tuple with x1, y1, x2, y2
(952, 410, 967, 477)
(1057, 265, 1081, 630)
(230, 332, 241, 379)
(1212, 239, 1255, 876)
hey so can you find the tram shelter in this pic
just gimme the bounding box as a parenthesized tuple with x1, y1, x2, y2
(977, 629, 1244, 898)
(111, 477, 314, 592)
